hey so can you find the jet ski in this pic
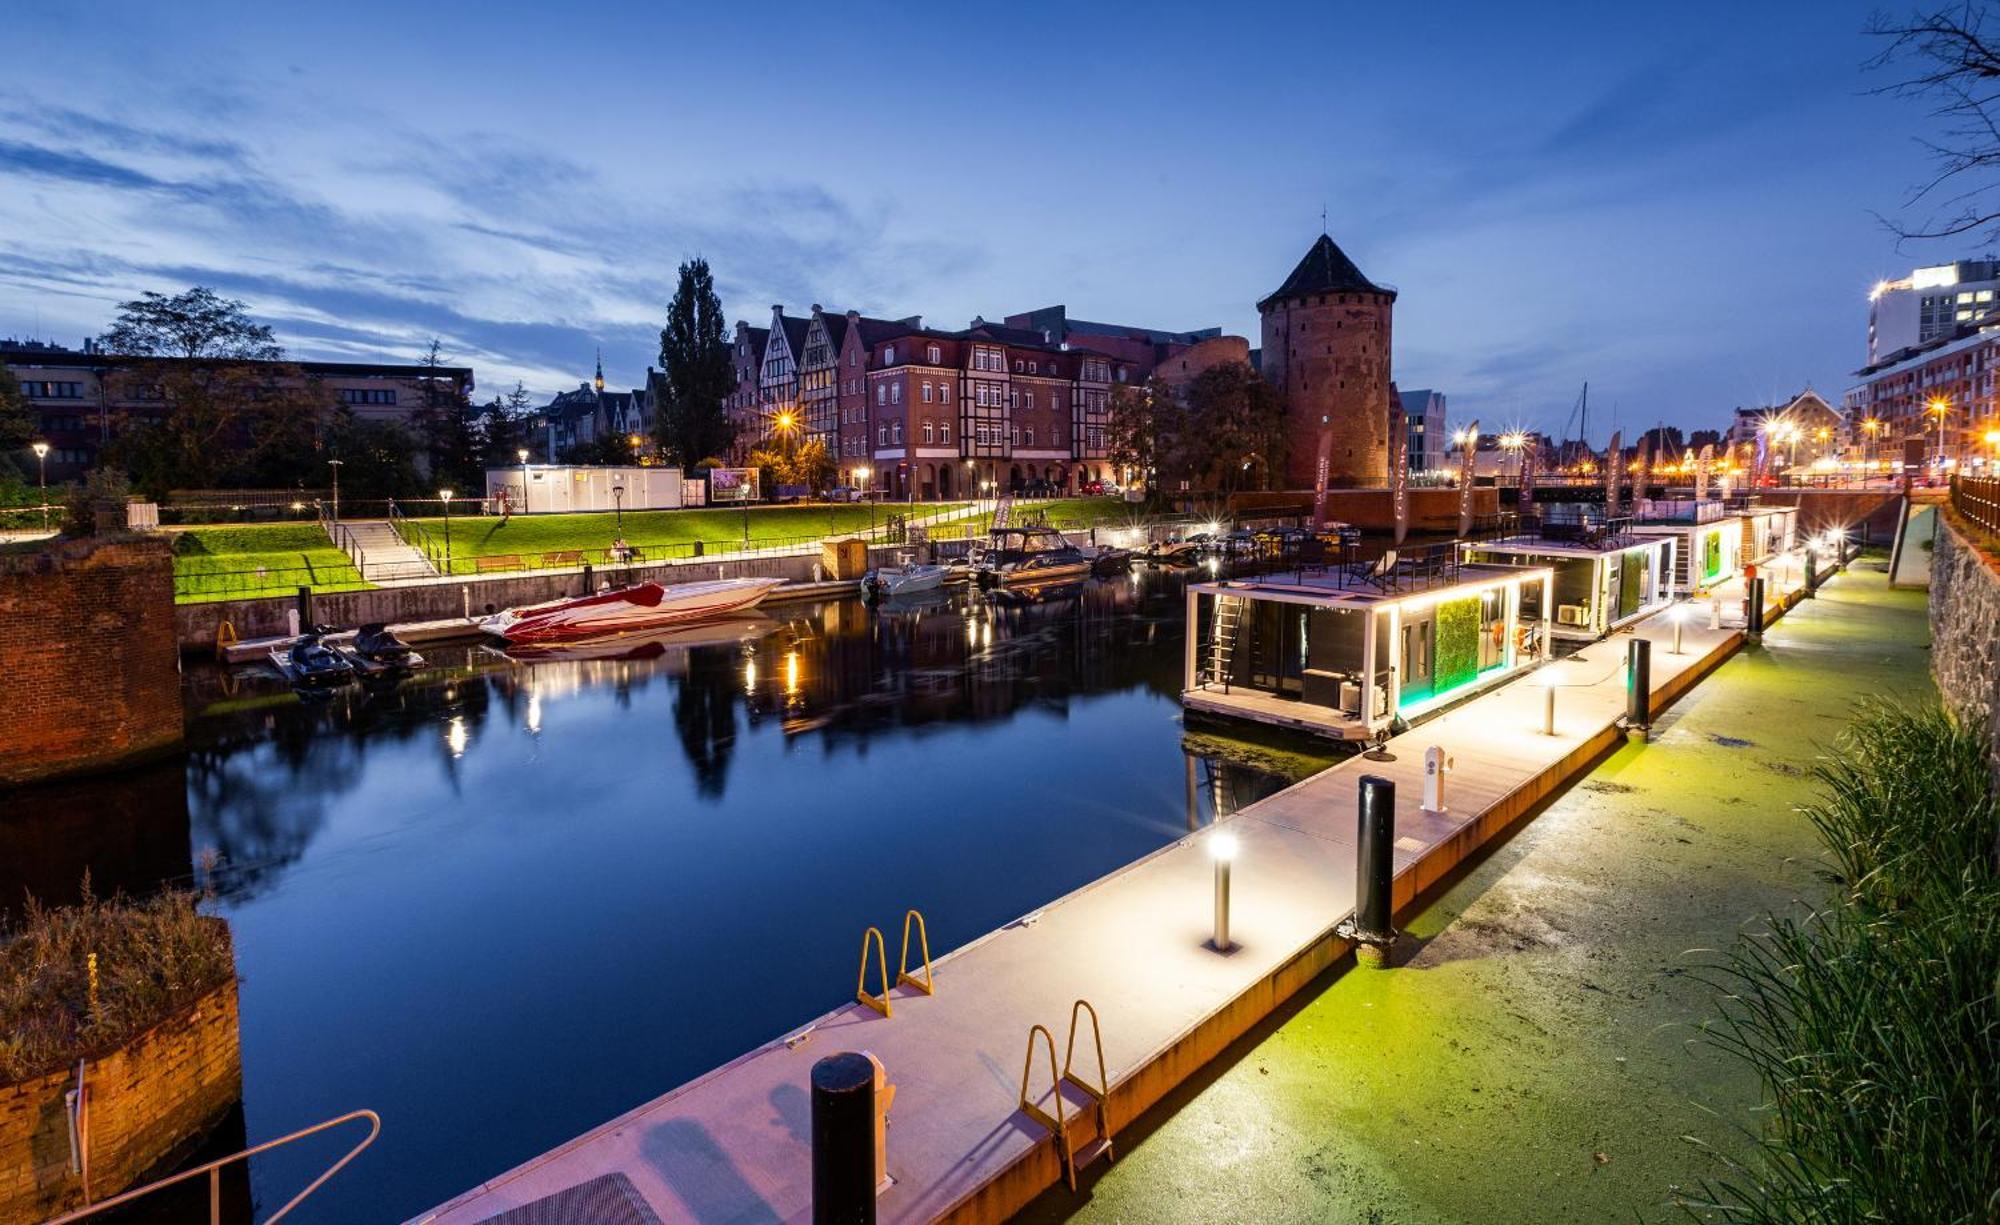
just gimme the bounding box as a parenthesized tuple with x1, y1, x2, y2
(268, 625, 355, 687)
(339, 622, 425, 675)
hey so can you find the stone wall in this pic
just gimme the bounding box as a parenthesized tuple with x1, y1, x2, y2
(0, 976, 241, 1221)
(0, 535, 183, 785)
(1929, 512, 2000, 759)
(1229, 487, 1501, 532)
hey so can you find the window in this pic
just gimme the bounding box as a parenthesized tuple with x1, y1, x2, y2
(18, 380, 83, 399)
(940, 382, 951, 401)
(849, 350, 858, 367)
(884, 344, 896, 364)
(923, 420, 935, 444)
(878, 423, 888, 446)
(939, 422, 950, 443)
(877, 384, 887, 406)
(1024, 426, 1035, 447)
(922, 382, 933, 403)
(1024, 391, 1035, 410)
(927, 344, 941, 364)
(892, 421, 903, 444)
(891, 383, 902, 404)
(339, 388, 397, 405)
(1014, 359, 1024, 372)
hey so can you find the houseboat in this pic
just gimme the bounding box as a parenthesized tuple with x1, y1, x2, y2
(1735, 503, 1800, 568)
(1182, 543, 1554, 742)
(1462, 511, 1675, 642)
(1629, 499, 1742, 594)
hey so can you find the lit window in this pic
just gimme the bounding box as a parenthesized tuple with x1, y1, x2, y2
(884, 345, 896, 364)
(876, 384, 886, 405)
(927, 344, 940, 364)
(922, 382, 933, 403)
(891, 383, 902, 403)
(923, 420, 935, 444)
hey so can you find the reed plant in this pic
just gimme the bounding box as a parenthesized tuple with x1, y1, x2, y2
(0, 882, 234, 1083)
(1683, 701, 1999, 1223)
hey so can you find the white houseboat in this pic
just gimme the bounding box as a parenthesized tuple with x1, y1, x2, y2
(1735, 503, 1800, 568)
(1182, 544, 1555, 741)
(1463, 511, 1676, 642)
(1630, 499, 1742, 594)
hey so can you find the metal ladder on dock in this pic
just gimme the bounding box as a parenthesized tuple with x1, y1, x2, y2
(1018, 1000, 1115, 1191)
(1207, 594, 1245, 692)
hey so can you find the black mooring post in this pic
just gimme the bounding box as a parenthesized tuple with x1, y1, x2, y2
(296, 585, 312, 630)
(581, 562, 594, 593)
(812, 1052, 876, 1225)
(1354, 775, 1396, 966)
(1626, 637, 1651, 736)
(1747, 577, 1765, 641)
(1804, 548, 1818, 596)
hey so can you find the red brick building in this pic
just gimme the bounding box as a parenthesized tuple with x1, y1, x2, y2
(1257, 233, 1397, 489)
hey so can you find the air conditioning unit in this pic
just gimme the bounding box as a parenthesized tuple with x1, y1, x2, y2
(1557, 604, 1589, 626)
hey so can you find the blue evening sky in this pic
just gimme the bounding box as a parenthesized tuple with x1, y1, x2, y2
(0, 1, 1962, 438)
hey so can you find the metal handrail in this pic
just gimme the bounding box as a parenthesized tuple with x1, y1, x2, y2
(43, 1108, 380, 1225)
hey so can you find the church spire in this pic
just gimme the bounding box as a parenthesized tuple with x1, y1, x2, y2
(594, 348, 604, 394)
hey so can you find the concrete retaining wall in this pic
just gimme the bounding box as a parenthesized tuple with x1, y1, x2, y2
(0, 975, 241, 1221)
(1229, 487, 1501, 531)
(1757, 489, 1904, 543)
(1929, 512, 2000, 763)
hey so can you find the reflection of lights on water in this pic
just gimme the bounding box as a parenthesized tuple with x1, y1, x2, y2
(784, 650, 800, 697)
(981, 621, 992, 648)
(744, 656, 757, 693)
(1205, 558, 1220, 575)
(446, 716, 468, 757)
(966, 618, 978, 645)
(526, 691, 542, 734)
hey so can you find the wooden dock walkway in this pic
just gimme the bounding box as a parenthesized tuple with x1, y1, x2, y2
(413, 560, 1817, 1225)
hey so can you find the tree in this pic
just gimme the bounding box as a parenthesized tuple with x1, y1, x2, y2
(1183, 362, 1287, 493)
(0, 365, 33, 478)
(106, 363, 330, 498)
(410, 338, 481, 491)
(1869, 6, 2000, 241)
(1638, 425, 1686, 455)
(745, 436, 834, 491)
(1688, 428, 1723, 450)
(481, 381, 535, 469)
(323, 412, 425, 500)
(100, 287, 281, 360)
(1105, 377, 1183, 497)
(655, 258, 737, 471)
(562, 432, 635, 466)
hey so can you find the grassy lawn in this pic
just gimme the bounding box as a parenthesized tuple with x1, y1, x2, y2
(169, 523, 369, 603)
(1014, 496, 1151, 530)
(396, 503, 969, 567)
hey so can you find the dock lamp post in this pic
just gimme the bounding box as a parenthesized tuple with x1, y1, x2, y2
(1540, 668, 1560, 736)
(1670, 604, 1686, 655)
(1209, 830, 1238, 953)
(327, 456, 343, 523)
(31, 441, 49, 531)
(518, 448, 532, 514)
(612, 484, 626, 536)
(439, 488, 454, 573)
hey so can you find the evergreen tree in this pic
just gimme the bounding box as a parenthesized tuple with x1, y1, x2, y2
(480, 381, 535, 468)
(655, 258, 736, 471)
(0, 365, 34, 479)
(413, 338, 482, 491)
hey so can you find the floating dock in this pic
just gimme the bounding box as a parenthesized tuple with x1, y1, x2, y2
(414, 560, 1817, 1225)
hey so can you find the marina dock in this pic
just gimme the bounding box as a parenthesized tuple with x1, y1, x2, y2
(415, 560, 1815, 1225)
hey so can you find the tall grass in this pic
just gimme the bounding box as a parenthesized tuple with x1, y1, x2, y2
(0, 882, 235, 1083)
(1684, 701, 2000, 1223)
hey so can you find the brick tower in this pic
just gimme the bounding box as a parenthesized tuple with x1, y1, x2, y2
(1258, 233, 1396, 489)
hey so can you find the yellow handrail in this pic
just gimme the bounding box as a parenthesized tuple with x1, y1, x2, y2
(856, 925, 893, 1017)
(897, 909, 934, 996)
(1062, 999, 1109, 1103)
(1018, 1023, 1068, 1152)
(44, 1108, 379, 1225)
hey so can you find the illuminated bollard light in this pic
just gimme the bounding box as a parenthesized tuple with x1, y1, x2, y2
(1709, 597, 1722, 631)
(1541, 670, 1560, 736)
(1421, 745, 1452, 815)
(1209, 830, 1238, 952)
(1352, 775, 1397, 968)
(1671, 604, 1685, 656)
(812, 1051, 883, 1225)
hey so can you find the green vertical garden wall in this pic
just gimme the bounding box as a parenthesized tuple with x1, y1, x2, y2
(1434, 596, 1481, 693)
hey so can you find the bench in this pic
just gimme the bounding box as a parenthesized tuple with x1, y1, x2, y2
(540, 550, 585, 567)
(476, 555, 523, 573)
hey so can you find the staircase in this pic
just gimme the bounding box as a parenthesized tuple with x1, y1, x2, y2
(1206, 595, 1245, 691)
(330, 519, 436, 582)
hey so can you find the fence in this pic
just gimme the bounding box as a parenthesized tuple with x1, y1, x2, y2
(1952, 475, 2000, 537)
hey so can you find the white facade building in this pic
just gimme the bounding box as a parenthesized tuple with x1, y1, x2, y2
(1869, 259, 2000, 363)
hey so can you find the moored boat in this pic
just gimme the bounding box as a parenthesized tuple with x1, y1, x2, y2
(479, 577, 785, 644)
(863, 560, 950, 600)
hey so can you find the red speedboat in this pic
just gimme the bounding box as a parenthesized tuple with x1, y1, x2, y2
(478, 577, 785, 644)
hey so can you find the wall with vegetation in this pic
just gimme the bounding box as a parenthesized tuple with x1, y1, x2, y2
(1929, 513, 2000, 770)
(1433, 596, 1481, 694)
(0, 978, 240, 1221)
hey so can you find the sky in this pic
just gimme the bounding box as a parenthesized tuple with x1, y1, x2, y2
(0, 0, 1968, 440)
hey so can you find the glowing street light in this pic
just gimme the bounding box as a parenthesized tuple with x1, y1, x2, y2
(1540, 668, 1560, 736)
(518, 448, 532, 513)
(1209, 830, 1239, 952)
(439, 488, 455, 573)
(30, 441, 49, 531)
(1670, 603, 1686, 656)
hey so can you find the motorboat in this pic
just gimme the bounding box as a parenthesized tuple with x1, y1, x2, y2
(479, 576, 785, 644)
(337, 622, 425, 676)
(489, 613, 778, 662)
(975, 526, 1093, 588)
(863, 556, 950, 601)
(268, 626, 354, 687)
(1085, 546, 1133, 575)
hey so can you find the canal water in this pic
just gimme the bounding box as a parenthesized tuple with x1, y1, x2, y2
(3, 570, 1319, 1222)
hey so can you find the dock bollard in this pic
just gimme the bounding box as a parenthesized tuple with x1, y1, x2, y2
(1421, 746, 1452, 815)
(296, 585, 313, 630)
(1353, 775, 1397, 968)
(1804, 549, 1817, 597)
(1709, 598, 1722, 631)
(1210, 831, 1238, 952)
(812, 1051, 882, 1224)
(1625, 638, 1651, 741)
(1747, 578, 1765, 642)
(581, 562, 594, 593)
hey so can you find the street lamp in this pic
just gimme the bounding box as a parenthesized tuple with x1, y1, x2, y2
(1862, 419, 1882, 477)
(439, 488, 455, 573)
(1927, 396, 1951, 472)
(612, 483, 625, 535)
(1209, 830, 1239, 952)
(327, 457, 343, 523)
(518, 448, 531, 513)
(31, 441, 49, 531)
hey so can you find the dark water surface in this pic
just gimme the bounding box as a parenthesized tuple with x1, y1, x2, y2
(4, 571, 1305, 1222)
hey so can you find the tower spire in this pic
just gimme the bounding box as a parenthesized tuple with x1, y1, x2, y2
(594, 348, 604, 393)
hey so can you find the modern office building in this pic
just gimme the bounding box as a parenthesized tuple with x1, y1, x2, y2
(1868, 259, 2000, 364)
(1398, 387, 1447, 471)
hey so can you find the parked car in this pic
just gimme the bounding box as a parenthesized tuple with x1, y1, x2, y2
(1080, 480, 1107, 495)
(1023, 479, 1053, 497)
(827, 486, 864, 502)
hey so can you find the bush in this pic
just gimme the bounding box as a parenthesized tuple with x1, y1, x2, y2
(1685, 701, 2000, 1223)
(0, 884, 235, 1083)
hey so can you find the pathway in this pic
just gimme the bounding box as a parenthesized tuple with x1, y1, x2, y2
(413, 558, 1817, 1225)
(1019, 556, 1933, 1223)
(331, 518, 437, 581)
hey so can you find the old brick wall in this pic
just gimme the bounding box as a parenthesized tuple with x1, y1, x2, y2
(0, 535, 183, 786)
(0, 977, 241, 1222)
(1259, 291, 1395, 488)
(1929, 514, 2000, 766)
